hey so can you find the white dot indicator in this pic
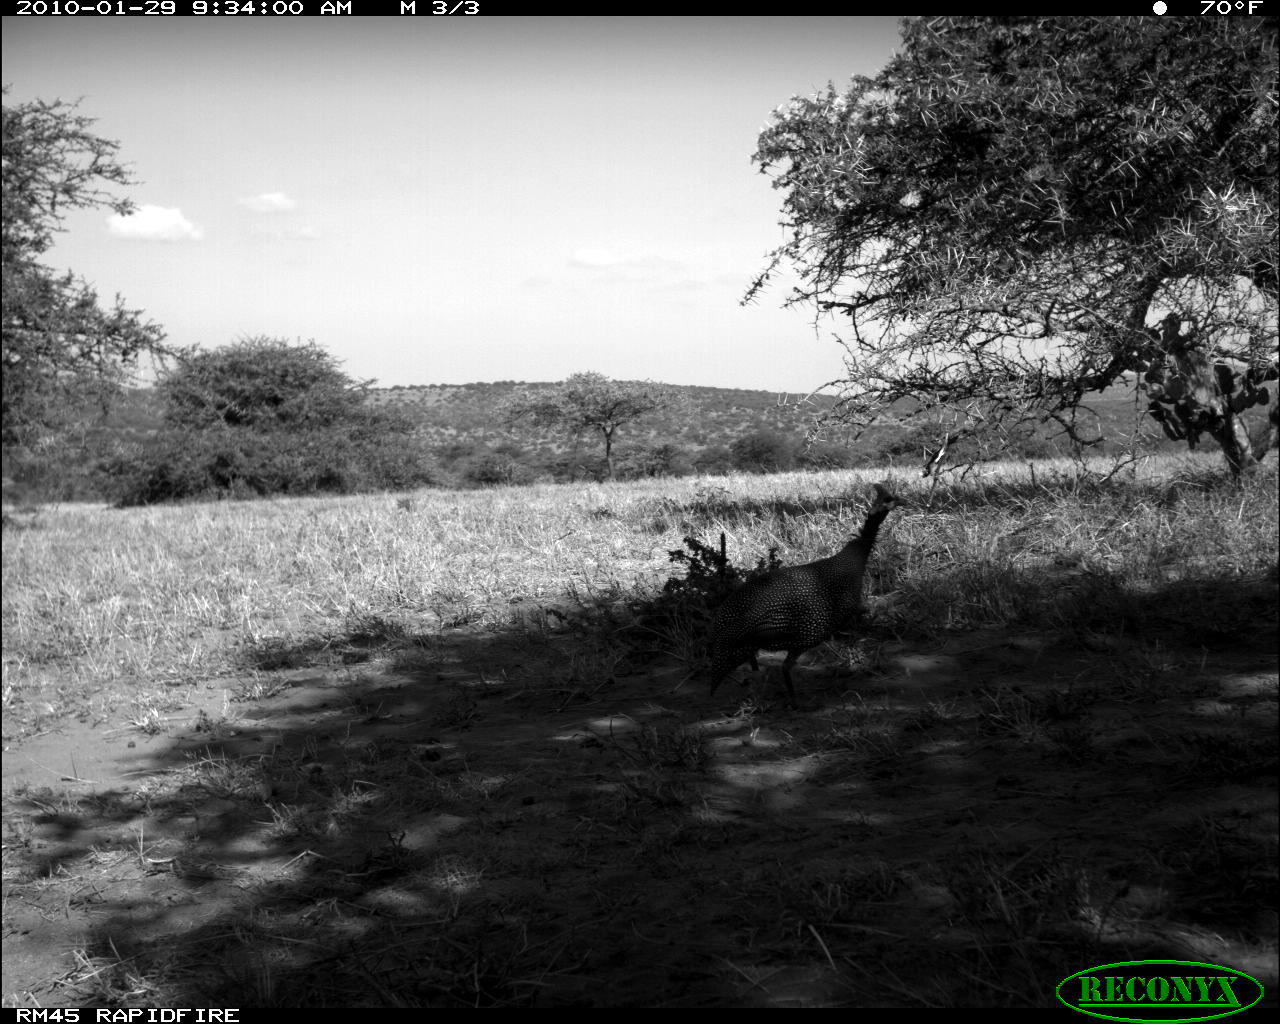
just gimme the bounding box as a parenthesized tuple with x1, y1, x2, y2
(1153, 1, 1167, 12)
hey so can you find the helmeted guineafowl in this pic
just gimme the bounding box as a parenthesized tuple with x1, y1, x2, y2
(707, 483, 900, 707)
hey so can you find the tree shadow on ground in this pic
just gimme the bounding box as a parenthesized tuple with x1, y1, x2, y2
(3, 566, 1276, 1007)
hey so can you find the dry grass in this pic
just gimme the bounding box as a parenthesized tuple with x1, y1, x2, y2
(4, 453, 1274, 728)
(2, 452, 1276, 1007)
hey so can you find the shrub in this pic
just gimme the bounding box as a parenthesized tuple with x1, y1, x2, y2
(619, 442, 693, 479)
(111, 338, 435, 504)
(730, 429, 801, 473)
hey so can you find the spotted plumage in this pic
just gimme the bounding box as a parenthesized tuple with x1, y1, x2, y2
(707, 483, 900, 707)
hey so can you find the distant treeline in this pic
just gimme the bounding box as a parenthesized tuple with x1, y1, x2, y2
(2, 379, 1180, 505)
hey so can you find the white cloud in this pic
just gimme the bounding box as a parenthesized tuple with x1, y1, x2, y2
(567, 247, 689, 287)
(239, 191, 298, 213)
(107, 205, 203, 241)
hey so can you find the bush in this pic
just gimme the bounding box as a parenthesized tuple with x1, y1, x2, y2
(459, 449, 533, 487)
(110, 421, 436, 505)
(111, 338, 436, 504)
(434, 440, 482, 469)
(799, 441, 858, 470)
(618, 442, 693, 479)
(730, 429, 801, 473)
(693, 444, 734, 475)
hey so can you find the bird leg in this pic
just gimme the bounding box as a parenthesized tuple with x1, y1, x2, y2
(780, 651, 800, 708)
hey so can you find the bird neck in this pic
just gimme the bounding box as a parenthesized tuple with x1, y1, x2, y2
(856, 505, 892, 550)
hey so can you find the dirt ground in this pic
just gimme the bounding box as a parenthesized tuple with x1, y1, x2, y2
(3, 611, 1277, 1008)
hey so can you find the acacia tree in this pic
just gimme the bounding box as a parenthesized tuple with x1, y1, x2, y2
(116, 337, 431, 503)
(2, 90, 169, 452)
(506, 372, 675, 480)
(160, 337, 371, 433)
(749, 17, 1278, 477)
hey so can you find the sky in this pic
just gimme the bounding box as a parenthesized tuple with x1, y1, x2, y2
(2, 16, 905, 393)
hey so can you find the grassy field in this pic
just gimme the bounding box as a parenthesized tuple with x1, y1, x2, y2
(3, 453, 1277, 1007)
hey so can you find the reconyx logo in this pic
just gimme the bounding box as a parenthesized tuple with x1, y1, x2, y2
(1057, 961, 1264, 1022)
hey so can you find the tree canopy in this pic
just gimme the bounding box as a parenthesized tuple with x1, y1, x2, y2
(2, 90, 168, 451)
(750, 17, 1278, 476)
(505, 372, 675, 480)
(114, 337, 432, 504)
(160, 337, 371, 432)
